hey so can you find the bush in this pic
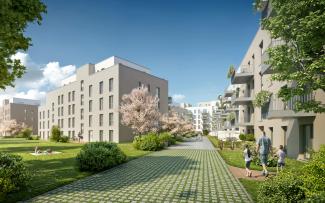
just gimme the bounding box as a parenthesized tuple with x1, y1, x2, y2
(159, 132, 175, 146)
(0, 152, 31, 198)
(50, 125, 61, 142)
(59, 135, 69, 143)
(246, 134, 255, 141)
(175, 135, 184, 142)
(20, 128, 32, 139)
(239, 133, 246, 141)
(76, 142, 126, 172)
(27, 135, 40, 140)
(133, 133, 163, 151)
(257, 171, 305, 203)
(208, 136, 219, 148)
(202, 129, 210, 136)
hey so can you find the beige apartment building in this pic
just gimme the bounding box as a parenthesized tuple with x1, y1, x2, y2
(229, 1, 325, 158)
(38, 56, 168, 143)
(0, 98, 39, 136)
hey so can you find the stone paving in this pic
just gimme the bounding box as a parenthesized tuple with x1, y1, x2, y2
(168, 137, 215, 150)
(28, 144, 252, 203)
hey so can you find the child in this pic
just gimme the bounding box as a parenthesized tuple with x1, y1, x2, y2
(277, 145, 286, 173)
(243, 144, 252, 177)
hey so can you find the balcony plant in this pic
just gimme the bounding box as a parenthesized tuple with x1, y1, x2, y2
(227, 65, 236, 79)
(253, 90, 272, 107)
(226, 112, 235, 122)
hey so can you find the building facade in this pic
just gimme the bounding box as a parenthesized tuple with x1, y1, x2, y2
(0, 98, 39, 136)
(228, 0, 325, 158)
(38, 56, 168, 143)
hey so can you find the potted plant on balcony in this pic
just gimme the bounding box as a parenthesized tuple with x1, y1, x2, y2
(227, 65, 236, 79)
(253, 90, 272, 107)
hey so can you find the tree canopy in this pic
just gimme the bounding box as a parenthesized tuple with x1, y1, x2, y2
(256, 0, 325, 113)
(0, 0, 46, 89)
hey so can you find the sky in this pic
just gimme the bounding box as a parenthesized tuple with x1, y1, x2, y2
(0, 0, 261, 105)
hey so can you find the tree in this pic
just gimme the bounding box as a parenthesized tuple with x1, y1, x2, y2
(0, 0, 46, 89)
(160, 111, 194, 136)
(0, 119, 24, 136)
(255, 0, 325, 113)
(227, 65, 236, 79)
(50, 125, 61, 142)
(120, 86, 161, 135)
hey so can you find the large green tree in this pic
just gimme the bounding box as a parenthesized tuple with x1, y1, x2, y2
(0, 0, 46, 90)
(255, 0, 325, 113)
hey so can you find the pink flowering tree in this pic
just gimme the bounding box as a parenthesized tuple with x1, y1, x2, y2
(161, 111, 194, 136)
(120, 86, 161, 135)
(0, 119, 24, 136)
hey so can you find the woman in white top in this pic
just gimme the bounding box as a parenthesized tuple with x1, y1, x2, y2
(243, 144, 252, 177)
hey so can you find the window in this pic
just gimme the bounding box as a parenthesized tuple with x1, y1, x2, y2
(89, 85, 92, 97)
(47, 121, 49, 128)
(47, 110, 50, 118)
(61, 119, 64, 128)
(147, 84, 151, 92)
(99, 130, 103, 142)
(99, 98, 103, 110)
(80, 123, 84, 135)
(58, 107, 60, 116)
(43, 121, 45, 129)
(81, 109, 84, 120)
(58, 95, 60, 105)
(72, 118, 75, 127)
(68, 105, 71, 115)
(109, 130, 113, 141)
(52, 114, 54, 123)
(156, 87, 160, 98)
(109, 78, 113, 92)
(72, 104, 75, 114)
(109, 113, 113, 126)
(39, 121, 41, 129)
(81, 94, 84, 106)
(81, 80, 84, 91)
(68, 92, 71, 102)
(99, 81, 103, 94)
(138, 81, 142, 88)
(58, 119, 60, 127)
(68, 118, 71, 128)
(52, 102, 54, 111)
(99, 114, 104, 126)
(72, 131, 75, 138)
(89, 115, 92, 127)
(89, 100, 92, 112)
(61, 107, 64, 116)
(61, 94, 63, 104)
(72, 91, 75, 101)
(109, 95, 113, 109)
(39, 112, 41, 119)
(43, 111, 45, 119)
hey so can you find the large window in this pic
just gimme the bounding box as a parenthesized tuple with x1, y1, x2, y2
(68, 105, 71, 115)
(61, 94, 64, 104)
(72, 118, 75, 127)
(99, 98, 103, 110)
(68, 118, 71, 128)
(156, 87, 160, 98)
(89, 115, 92, 127)
(109, 113, 113, 126)
(72, 104, 75, 114)
(109, 95, 113, 109)
(99, 81, 103, 94)
(81, 109, 84, 120)
(58, 107, 60, 116)
(109, 78, 113, 92)
(58, 95, 60, 105)
(109, 130, 113, 141)
(81, 94, 84, 106)
(99, 130, 103, 142)
(89, 85, 92, 97)
(72, 91, 75, 101)
(89, 100, 93, 112)
(99, 114, 103, 126)
(81, 80, 84, 91)
(80, 123, 84, 135)
(68, 92, 71, 102)
(61, 107, 64, 116)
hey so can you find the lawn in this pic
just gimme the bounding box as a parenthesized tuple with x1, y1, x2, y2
(0, 138, 150, 203)
(239, 178, 262, 203)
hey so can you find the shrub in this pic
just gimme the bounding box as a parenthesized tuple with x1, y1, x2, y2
(50, 125, 61, 142)
(208, 136, 219, 148)
(59, 135, 69, 143)
(0, 152, 31, 198)
(257, 171, 305, 203)
(159, 132, 175, 146)
(76, 142, 126, 172)
(246, 134, 255, 141)
(20, 128, 32, 139)
(133, 133, 163, 151)
(202, 129, 210, 136)
(175, 135, 184, 142)
(239, 133, 246, 141)
(28, 135, 40, 140)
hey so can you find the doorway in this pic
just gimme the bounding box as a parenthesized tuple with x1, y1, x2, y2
(299, 124, 313, 158)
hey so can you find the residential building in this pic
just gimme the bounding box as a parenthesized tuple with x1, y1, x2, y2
(228, 0, 325, 158)
(38, 56, 168, 142)
(0, 98, 39, 136)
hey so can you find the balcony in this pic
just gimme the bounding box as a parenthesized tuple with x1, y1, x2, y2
(268, 94, 316, 118)
(232, 89, 254, 105)
(224, 88, 234, 97)
(239, 113, 254, 126)
(231, 65, 254, 84)
(261, 39, 285, 75)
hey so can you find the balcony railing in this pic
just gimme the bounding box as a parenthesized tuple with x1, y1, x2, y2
(268, 93, 316, 118)
(261, 39, 285, 74)
(231, 65, 254, 84)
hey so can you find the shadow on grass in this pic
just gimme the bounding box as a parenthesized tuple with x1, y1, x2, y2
(27, 154, 199, 202)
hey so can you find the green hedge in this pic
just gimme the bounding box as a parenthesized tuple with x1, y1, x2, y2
(76, 142, 126, 172)
(133, 133, 163, 151)
(0, 152, 31, 199)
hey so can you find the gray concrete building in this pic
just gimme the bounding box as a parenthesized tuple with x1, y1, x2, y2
(38, 56, 168, 143)
(0, 98, 40, 136)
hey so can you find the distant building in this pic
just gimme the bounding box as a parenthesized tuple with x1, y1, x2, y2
(0, 98, 40, 136)
(38, 56, 168, 142)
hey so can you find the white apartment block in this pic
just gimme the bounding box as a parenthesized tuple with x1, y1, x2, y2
(38, 56, 168, 143)
(228, 0, 325, 158)
(186, 101, 223, 132)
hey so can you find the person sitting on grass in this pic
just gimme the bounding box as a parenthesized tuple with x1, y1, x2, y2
(34, 146, 41, 154)
(277, 145, 286, 173)
(243, 144, 252, 177)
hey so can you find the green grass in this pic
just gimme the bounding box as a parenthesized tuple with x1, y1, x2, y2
(0, 138, 150, 203)
(239, 178, 262, 202)
(218, 148, 305, 172)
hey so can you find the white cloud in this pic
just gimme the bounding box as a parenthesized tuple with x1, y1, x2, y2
(0, 52, 76, 104)
(172, 94, 186, 103)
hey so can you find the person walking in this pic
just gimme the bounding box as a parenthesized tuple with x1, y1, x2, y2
(243, 144, 252, 177)
(277, 145, 286, 173)
(256, 130, 272, 177)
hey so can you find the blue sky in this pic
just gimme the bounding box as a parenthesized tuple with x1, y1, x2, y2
(1, 0, 261, 105)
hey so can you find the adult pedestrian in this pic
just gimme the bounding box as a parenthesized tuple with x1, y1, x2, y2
(256, 130, 272, 177)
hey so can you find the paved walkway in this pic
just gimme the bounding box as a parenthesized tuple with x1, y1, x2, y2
(168, 136, 215, 150)
(228, 165, 276, 181)
(28, 139, 252, 203)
